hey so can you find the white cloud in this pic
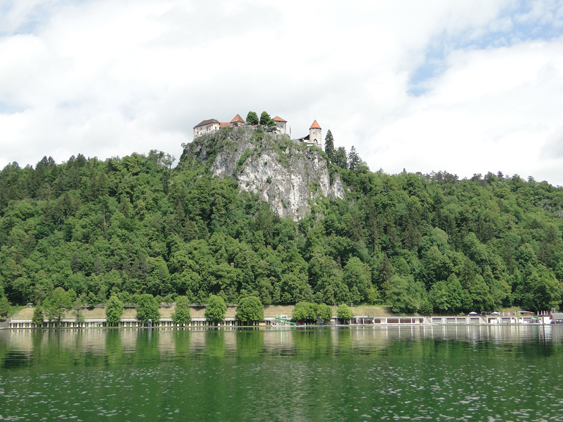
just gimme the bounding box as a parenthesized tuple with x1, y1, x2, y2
(367, 39, 563, 182)
(515, 0, 563, 26)
(1, 0, 563, 184)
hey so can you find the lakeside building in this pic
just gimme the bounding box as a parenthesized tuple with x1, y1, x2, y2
(7, 308, 555, 329)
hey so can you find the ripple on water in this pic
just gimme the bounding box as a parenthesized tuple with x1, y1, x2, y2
(1, 326, 563, 420)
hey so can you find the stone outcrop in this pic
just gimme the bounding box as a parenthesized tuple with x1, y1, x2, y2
(182, 126, 345, 219)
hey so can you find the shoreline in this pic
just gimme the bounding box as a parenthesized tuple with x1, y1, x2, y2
(6, 305, 554, 330)
(2, 320, 557, 331)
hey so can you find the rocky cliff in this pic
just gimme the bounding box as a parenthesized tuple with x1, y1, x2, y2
(182, 126, 345, 219)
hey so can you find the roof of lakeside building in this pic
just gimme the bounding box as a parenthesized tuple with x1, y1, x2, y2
(219, 122, 231, 128)
(230, 114, 245, 123)
(310, 120, 321, 129)
(273, 116, 287, 122)
(194, 118, 220, 129)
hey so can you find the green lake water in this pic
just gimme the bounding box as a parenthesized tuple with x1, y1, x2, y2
(1, 325, 563, 421)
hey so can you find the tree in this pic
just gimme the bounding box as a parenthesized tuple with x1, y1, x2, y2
(317, 303, 332, 323)
(345, 210, 364, 243)
(446, 274, 464, 313)
(43, 287, 71, 324)
(466, 274, 493, 312)
(292, 302, 318, 323)
(72, 298, 85, 324)
(419, 298, 433, 315)
(136, 294, 160, 325)
(0, 296, 9, 319)
(106, 295, 124, 326)
(205, 295, 227, 324)
(343, 257, 371, 304)
(259, 111, 275, 127)
(246, 111, 259, 125)
(235, 296, 264, 324)
(429, 281, 450, 314)
(365, 286, 380, 305)
(32, 305, 44, 326)
(336, 304, 353, 322)
(378, 253, 394, 298)
(324, 130, 335, 163)
(526, 267, 562, 311)
(388, 275, 427, 314)
(172, 295, 192, 326)
(348, 146, 360, 171)
(71, 253, 80, 273)
(334, 146, 348, 169)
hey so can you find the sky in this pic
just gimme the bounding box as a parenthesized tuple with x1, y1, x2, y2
(1, 0, 563, 184)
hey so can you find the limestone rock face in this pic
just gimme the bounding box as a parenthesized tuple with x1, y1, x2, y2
(182, 126, 345, 219)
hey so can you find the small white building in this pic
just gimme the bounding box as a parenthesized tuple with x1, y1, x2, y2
(273, 116, 287, 134)
(309, 120, 322, 146)
(193, 118, 220, 138)
(296, 120, 322, 146)
(193, 114, 260, 138)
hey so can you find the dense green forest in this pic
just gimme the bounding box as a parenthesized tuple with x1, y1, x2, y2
(1, 131, 563, 315)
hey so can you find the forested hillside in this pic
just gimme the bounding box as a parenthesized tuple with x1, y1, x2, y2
(1, 132, 563, 315)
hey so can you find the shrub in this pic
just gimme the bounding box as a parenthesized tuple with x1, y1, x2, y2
(236, 148, 252, 172)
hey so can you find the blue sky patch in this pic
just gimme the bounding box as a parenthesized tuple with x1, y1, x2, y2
(0, 101, 25, 114)
(408, 1, 563, 96)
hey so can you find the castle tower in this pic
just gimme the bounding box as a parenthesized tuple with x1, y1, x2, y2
(230, 114, 245, 127)
(273, 116, 287, 134)
(309, 120, 322, 146)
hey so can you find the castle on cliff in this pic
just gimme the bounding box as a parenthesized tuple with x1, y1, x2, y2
(193, 114, 322, 147)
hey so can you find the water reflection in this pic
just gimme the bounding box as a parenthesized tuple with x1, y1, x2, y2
(2, 326, 563, 421)
(1, 325, 563, 369)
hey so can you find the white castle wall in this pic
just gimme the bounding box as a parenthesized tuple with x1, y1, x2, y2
(309, 127, 322, 146)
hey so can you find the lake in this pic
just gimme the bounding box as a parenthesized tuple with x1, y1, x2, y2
(1, 325, 563, 421)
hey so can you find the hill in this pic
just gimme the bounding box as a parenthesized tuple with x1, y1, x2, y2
(0, 126, 562, 315)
